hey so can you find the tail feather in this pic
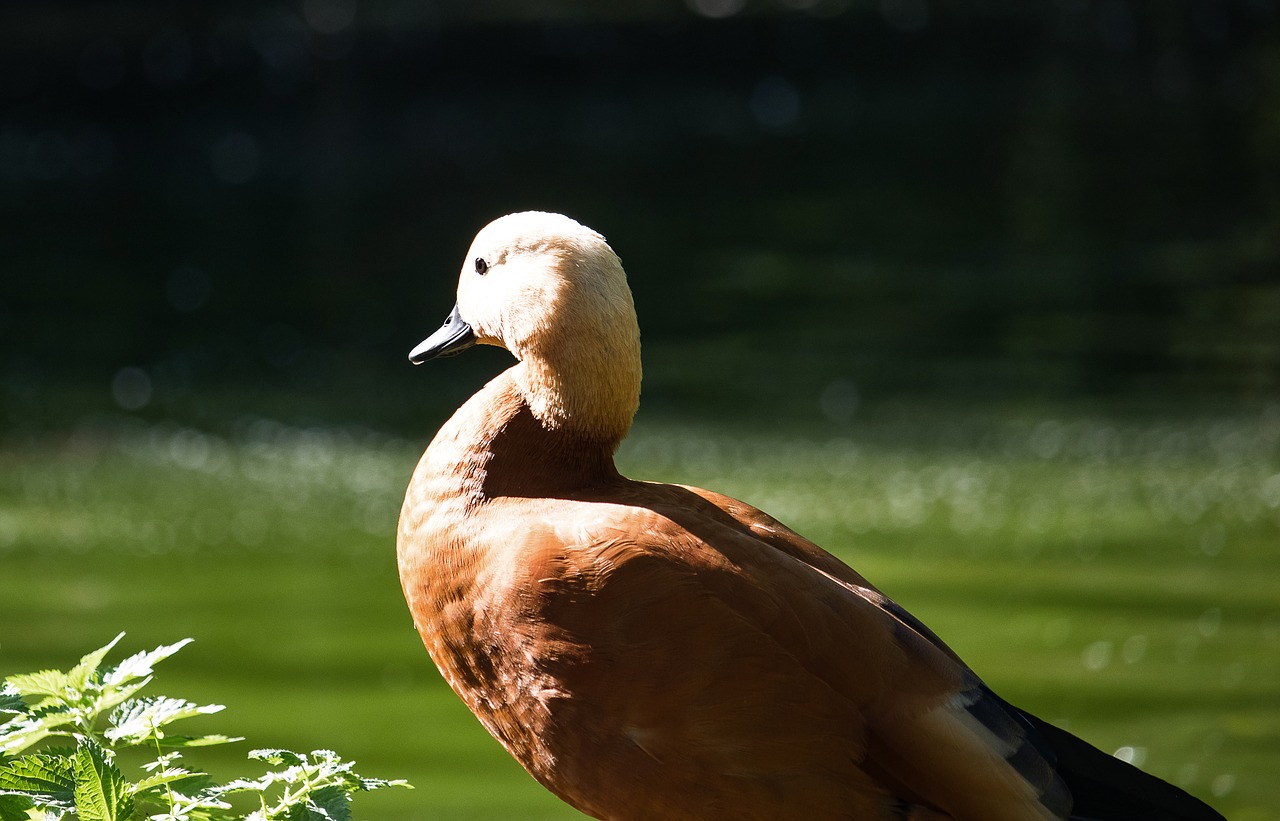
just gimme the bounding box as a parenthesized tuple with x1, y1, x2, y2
(1002, 699, 1226, 821)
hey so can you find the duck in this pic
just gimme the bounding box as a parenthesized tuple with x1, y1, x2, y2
(397, 211, 1224, 821)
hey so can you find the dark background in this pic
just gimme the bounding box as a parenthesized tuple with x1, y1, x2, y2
(3, 0, 1278, 436)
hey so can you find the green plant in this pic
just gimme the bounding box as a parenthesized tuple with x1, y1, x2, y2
(0, 635, 410, 821)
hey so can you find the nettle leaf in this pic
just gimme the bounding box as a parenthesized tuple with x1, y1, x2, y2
(73, 741, 133, 821)
(66, 635, 126, 694)
(306, 751, 342, 772)
(102, 640, 193, 688)
(0, 792, 69, 821)
(1, 794, 73, 821)
(105, 698, 225, 745)
(149, 790, 232, 821)
(21, 806, 69, 821)
(47, 802, 77, 818)
(0, 793, 36, 821)
(0, 753, 76, 796)
(2, 671, 69, 704)
(0, 710, 75, 757)
(0, 753, 76, 820)
(247, 750, 305, 768)
(305, 785, 351, 821)
(357, 776, 412, 792)
(6, 639, 408, 820)
(215, 775, 274, 794)
(131, 766, 206, 795)
(285, 804, 319, 821)
(0, 685, 26, 717)
(90, 679, 151, 720)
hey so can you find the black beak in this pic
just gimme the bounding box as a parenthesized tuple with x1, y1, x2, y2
(408, 304, 476, 364)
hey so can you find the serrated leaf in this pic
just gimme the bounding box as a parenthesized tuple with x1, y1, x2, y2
(1, 672, 68, 704)
(90, 678, 151, 719)
(0, 793, 35, 821)
(0, 792, 64, 821)
(148, 789, 232, 821)
(130, 767, 205, 795)
(66, 635, 125, 694)
(356, 776, 412, 792)
(0, 709, 78, 756)
(2, 794, 73, 821)
(72, 741, 132, 821)
(214, 776, 274, 794)
(305, 785, 350, 821)
(247, 749, 304, 767)
(101, 640, 192, 688)
(0, 686, 26, 717)
(0, 754, 76, 795)
(105, 697, 225, 745)
(22, 806, 69, 821)
(283, 804, 314, 821)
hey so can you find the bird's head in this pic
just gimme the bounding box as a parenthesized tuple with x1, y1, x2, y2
(410, 211, 642, 440)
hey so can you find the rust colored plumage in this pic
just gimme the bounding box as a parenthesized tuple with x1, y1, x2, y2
(397, 212, 1224, 821)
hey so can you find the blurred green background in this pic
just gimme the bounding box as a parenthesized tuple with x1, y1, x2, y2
(2, 1, 1278, 819)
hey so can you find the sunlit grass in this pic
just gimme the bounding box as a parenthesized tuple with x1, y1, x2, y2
(2, 407, 1278, 819)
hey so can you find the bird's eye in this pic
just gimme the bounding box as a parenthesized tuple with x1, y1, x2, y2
(474, 258, 489, 275)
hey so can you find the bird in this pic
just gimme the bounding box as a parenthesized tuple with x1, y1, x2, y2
(396, 211, 1225, 821)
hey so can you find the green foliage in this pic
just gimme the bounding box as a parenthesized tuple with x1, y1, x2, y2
(0, 637, 410, 821)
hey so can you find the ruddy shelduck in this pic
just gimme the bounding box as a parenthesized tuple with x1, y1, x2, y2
(397, 212, 1224, 820)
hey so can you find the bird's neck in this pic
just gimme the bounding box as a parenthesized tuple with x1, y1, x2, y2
(511, 332, 641, 449)
(427, 369, 626, 506)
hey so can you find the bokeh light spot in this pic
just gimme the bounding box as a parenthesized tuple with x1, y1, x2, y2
(686, 0, 746, 19)
(111, 367, 153, 411)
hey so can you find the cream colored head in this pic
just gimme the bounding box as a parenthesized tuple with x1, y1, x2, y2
(427, 212, 642, 443)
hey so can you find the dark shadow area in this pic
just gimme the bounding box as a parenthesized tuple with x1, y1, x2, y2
(2, 2, 1277, 437)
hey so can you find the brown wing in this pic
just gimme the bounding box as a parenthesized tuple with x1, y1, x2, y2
(475, 483, 1070, 821)
(674, 483, 972, 667)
